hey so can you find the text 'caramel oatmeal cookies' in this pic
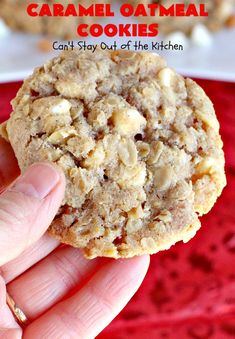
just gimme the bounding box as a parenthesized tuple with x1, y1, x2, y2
(5, 49, 226, 258)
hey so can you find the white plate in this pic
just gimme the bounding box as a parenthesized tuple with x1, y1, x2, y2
(1, 11, 235, 83)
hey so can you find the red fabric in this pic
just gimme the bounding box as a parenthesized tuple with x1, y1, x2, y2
(0, 79, 235, 339)
(0, 81, 22, 121)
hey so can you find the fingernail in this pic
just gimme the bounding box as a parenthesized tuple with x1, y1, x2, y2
(12, 163, 61, 200)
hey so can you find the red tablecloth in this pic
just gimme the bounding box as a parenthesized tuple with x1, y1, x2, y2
(1, 79, 235, 339)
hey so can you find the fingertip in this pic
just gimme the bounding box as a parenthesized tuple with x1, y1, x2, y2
(137, 254, 150, 266)
(36, 162, 66, 197)
(33, 162, 65, 182)
(119, 254, 150, 269)
(42, 162, 66, 202)
(29, 162, 66, 184)
(11, 162, 66, 201)
(94, 254, 150, 294)
(139, 254, 150, 274)
(122, 254, 150, 278)
(142, 254, 151, 277)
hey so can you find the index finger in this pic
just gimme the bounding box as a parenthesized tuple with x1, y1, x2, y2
(24, 255, 150, 339)
(0, 136, 20, 191)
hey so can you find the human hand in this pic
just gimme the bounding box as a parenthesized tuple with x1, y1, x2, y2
(0, 137, 149, 339)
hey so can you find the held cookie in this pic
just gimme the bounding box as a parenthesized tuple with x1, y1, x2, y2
(4, 49, 226, 258)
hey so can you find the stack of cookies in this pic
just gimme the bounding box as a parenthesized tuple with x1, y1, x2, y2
(0, 0, 109, 39)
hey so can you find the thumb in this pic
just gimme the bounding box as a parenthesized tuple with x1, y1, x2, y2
(0, 163, 65, 266)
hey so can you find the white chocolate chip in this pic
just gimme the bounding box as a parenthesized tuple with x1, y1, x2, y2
(158, 68, 175, 87)
(31, 97, 72, 133)
(154, 166, 174, 191)
(218, 2, 234, 18)
(196, 157, 217, 175)
(0, 19, 11, 37)
(117, 163, 146, 188)
(191, 24, 213, 47)
(51, 99, 72, 114)
(112, 108, 146, 136)
(48, 127, 77, 144)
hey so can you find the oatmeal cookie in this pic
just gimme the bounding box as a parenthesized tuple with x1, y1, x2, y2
(127, 0, 234, 35)
(4, 49, 226, 258)
(0, 0, 44, 35)
(0, 0, 109, 39)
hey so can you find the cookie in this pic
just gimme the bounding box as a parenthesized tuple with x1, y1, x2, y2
(0, 0, 44, 35)
(4, 49, 226, 258)
(0, 0, 109, 39)
(127, 0, 234, 35)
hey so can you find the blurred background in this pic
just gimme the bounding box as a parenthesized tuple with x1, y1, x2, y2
(0, 0, 235, 82)
(0, 1, 235, 338)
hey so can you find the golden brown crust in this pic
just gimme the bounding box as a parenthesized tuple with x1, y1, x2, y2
(0, 121, 9, 142)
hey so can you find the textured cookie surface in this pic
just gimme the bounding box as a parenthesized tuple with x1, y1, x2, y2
(6, 49, 226, 258)
(127, 0, 234, 34)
